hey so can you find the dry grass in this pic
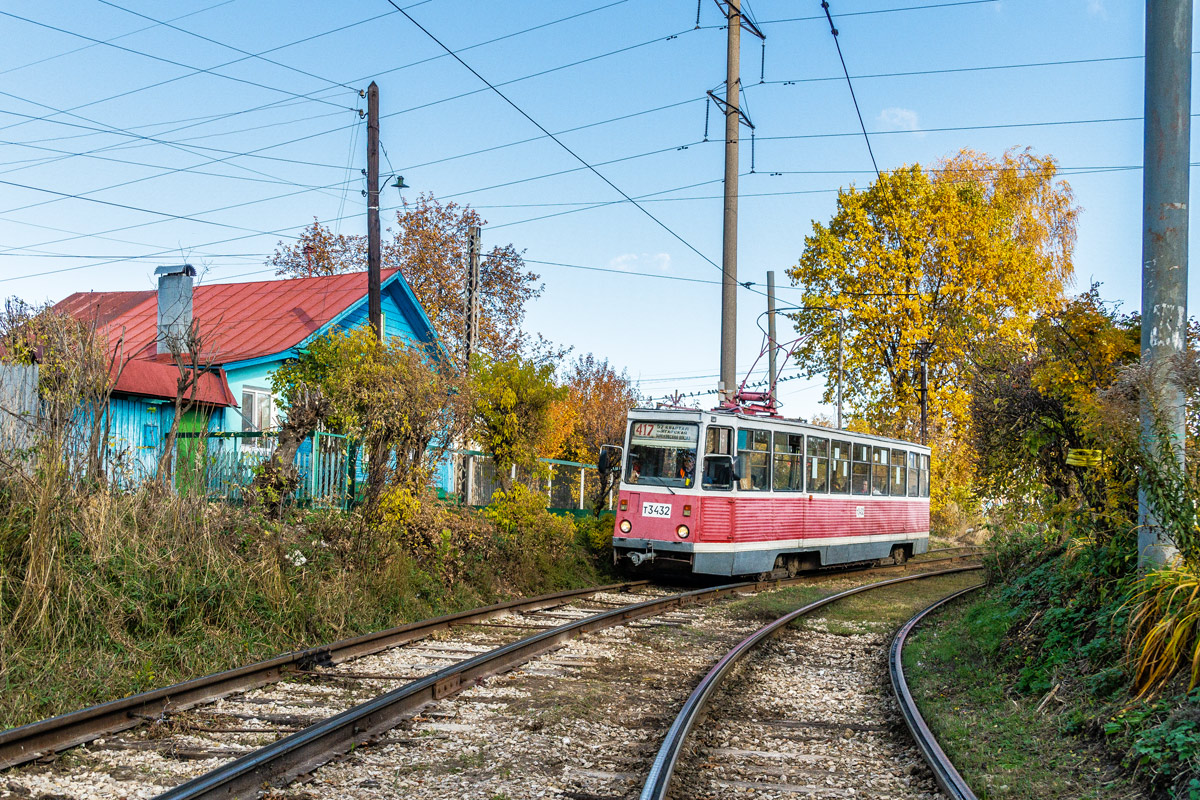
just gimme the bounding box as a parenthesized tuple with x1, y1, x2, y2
(0, 470, 605, 729)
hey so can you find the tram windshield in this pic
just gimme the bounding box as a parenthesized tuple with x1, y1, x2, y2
(625, 421, 699, 488)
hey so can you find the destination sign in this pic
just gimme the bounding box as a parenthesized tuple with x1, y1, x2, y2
(630, 422, 698, 446)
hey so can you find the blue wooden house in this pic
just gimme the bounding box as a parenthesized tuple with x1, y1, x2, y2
(53, 267, 451, 496)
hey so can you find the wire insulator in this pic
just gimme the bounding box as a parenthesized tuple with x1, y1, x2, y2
(750, 130, 756, 173)
(695, 0, 702, 28)
(760, 38, 766, 83)
(703, 96, 710, 141)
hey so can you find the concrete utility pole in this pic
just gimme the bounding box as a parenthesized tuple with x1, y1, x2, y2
(1139, 0, 1191, 569)
(366, 81, 382, 340)
(718, 0, 742, 403)
(463, 225, 481, 367)
(767, 270, 777, 407)
(836, 314, 844, 429)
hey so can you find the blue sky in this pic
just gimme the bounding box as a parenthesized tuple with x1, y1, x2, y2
(0, 0, 1185, 419)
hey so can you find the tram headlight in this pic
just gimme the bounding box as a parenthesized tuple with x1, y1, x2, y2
(676, 524, 690, 539)
(619, 519, 632, 534)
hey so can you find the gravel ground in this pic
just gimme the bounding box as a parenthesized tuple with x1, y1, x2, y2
(273, 595, 765, 800)
(0, 579, 956, 800)
(667, 618, 946, 800)
(0, 587, 674, 800)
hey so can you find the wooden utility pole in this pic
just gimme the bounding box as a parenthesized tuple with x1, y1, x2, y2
(463, 225, 481, 367)
(718, 0, 741, 403)
(916, 341, 932, 446)
(366, 81, 382, 340)
(1139, 0, 1191, 568)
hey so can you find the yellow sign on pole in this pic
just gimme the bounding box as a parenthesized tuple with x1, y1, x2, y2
(1065, 448, 1103, 468)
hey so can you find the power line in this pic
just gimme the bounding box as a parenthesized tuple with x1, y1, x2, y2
(0, 9, 357, 113)
(820, 1, 879, 176)
(385, 0, 770, 301)
(396, 96, 705, 173)
(0, 0, 236, 77)
(0, 7, 414, 142)
(94, 0, 355, 91)
(756, 53, 1155, 87)
(756, 0, 998, 25)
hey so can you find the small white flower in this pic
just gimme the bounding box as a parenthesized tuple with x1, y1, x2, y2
(286, 549, 307, 567)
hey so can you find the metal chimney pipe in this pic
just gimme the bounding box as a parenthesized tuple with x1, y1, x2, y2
(155, 264, 197, 355)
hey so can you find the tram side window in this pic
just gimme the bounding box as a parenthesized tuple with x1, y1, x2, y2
(830, 439, 851, 494)
(703, 426, 735, 490)
(773, 432, 804, 491)
(852, 442, 871, 495)
(890, 449, 907, 496)
(738, 429, 771, 491)
(907, 452, 920, 496)
(920, 453, 931, 497)
(806, 435, 829, 493)
(871, 446, 890, 496)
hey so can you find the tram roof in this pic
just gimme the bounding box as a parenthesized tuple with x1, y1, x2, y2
(627, 406, 930, 452)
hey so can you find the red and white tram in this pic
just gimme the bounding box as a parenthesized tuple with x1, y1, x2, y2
(610, 407, 931, 577)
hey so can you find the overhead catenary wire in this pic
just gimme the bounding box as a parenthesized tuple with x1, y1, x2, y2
(0, 0, 237, 77)
(0, 10, 359, 113)
(384, 0, 772, 301)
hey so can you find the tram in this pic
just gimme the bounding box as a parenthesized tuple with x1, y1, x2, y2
(609, 406, 931, 577)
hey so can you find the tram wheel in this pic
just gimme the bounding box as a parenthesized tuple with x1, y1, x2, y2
(891, 546, 908, 566)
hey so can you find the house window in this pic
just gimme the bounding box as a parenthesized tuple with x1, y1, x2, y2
(242, 388, 273, 433)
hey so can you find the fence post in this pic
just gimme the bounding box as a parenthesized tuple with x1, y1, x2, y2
(579, 466, 586, 510)
(309, 432, 320, 501)
(346, 440, 358, 510)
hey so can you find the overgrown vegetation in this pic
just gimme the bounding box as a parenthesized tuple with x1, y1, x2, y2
(0, 299, 622, 730)
(898, 279, 1200, 796)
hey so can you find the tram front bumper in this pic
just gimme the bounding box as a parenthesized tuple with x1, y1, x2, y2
(613, 537, 695, 568)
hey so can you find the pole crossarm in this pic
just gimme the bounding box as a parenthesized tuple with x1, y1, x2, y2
(705, 90, 755, 129)
(711, 0, 766, 39)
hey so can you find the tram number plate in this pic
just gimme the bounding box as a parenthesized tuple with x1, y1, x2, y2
(642, 502, 672, 518)
(855, 506, 865, 518)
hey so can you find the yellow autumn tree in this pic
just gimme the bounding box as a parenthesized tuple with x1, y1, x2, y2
(786, 147, 1078, 523)
(268, 193, 543, 361)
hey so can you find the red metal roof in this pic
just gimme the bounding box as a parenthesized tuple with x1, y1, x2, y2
(56, 269, 399, 365)
(113, 358, 238, 407)
(56, 270, 399, 405)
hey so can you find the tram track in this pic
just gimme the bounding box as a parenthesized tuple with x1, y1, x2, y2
(0, 580, 656, 772)
(0, 576, 801, 799)
(0, 558, 982, 800)
(641, 566, 984, 800)
(890, 585, 984, 800)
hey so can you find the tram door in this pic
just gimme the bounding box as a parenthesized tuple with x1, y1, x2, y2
(699, 425, 735, 542)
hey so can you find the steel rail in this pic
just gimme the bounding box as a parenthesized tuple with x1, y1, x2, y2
(153, 576, 797, 800)
(638, 565, 983, 800)
(890, 583, 984, 800)
(0, 579, 650, 769)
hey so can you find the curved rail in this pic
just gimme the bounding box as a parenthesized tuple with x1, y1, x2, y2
(638, 565, 983, 800)
(154, 575, 801, 800)
(890, 584, 983, 800)
(0, 579, 650, 769)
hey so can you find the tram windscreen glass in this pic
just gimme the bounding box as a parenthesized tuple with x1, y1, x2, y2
(626, 421, 699, 488)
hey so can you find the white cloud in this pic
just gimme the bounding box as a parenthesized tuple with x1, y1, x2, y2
(1086, 0, 1107, 18)
(876, 107, 921, 133)
(608, 252, 672, 273)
